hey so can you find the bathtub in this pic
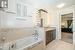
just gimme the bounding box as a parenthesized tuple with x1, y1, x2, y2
(15, 36, 42, 50)
(0, 36, 42, 50)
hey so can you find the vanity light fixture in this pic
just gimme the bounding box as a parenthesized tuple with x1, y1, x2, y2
(57, 3, 65, 8)
(0, 0, 8, 8)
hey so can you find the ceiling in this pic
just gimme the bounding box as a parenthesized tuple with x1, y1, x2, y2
(30, 0, 75, 8)
(22, 0, 75, 9)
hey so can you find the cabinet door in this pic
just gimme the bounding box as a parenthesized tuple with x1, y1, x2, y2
(46, 31, 51, 45)
(46, 30, 55, 45)
(53, 29, 56, 40)
(30, 43, 43, 50)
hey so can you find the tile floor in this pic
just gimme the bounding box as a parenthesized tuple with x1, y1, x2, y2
(46, 40, 74, 50)
(61, 32, 73, 44)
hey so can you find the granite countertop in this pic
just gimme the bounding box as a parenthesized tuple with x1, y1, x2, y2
(44, 27, 56, 31)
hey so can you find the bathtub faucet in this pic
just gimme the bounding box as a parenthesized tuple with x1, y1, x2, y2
(33, 30, 39, 40)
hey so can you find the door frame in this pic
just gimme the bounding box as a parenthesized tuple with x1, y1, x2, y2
(58, 6, 75, 45)
(60, 13, 73, 44)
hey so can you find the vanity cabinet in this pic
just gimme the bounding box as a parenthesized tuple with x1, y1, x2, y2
(29, 43, 44, 50)
(46, 29, 56, 45)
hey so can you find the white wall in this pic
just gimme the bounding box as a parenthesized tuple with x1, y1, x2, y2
(47, 6, 75, 41)
(49, 6, 75, 44)
(47, 8, 60, 39)
(73, 6, 75, 46)
(60, 6, 75, 45)
(0, 11, 16, 28)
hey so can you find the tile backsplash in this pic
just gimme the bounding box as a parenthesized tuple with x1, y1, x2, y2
(0, 27, 35, 43)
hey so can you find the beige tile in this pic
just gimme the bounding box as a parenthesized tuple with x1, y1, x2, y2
(61, 32, 73, 44)
(46, 40, 74, 50)
(0, 28, 35, 43)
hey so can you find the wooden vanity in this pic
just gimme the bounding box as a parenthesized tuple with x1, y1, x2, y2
(44, 27, 56, 45)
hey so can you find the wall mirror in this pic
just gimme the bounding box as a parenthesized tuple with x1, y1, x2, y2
(36, 9, 48, 27)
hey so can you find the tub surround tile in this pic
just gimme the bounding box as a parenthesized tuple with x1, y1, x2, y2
(0, 28, 35, 43)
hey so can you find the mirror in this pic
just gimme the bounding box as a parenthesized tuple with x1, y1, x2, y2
(36, 9, 48, 27)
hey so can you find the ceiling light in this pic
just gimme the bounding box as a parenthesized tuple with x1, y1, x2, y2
(57, 3, 65, 8)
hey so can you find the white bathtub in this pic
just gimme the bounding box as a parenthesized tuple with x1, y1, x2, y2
(0, 36, 42, 50)
(15, 36, 42, 50)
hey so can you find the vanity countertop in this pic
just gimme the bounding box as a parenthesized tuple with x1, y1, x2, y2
(44, 27, 56, 31)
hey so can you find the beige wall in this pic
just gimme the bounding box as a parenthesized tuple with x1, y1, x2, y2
(0, 10, 35, 43)
(0, 28, 35, 43)
(0, 0, 36, 43)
